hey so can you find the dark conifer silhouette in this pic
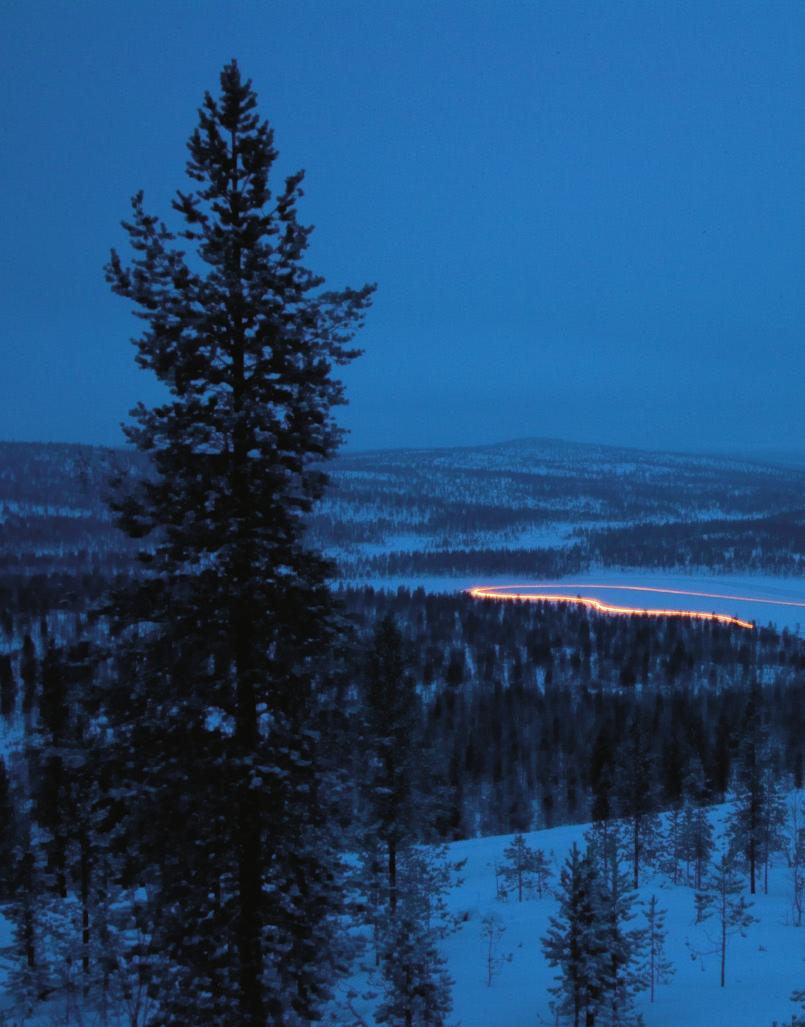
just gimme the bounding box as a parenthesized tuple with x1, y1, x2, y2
(360, 615, 421, 923)
(103, 60, 373, 1025)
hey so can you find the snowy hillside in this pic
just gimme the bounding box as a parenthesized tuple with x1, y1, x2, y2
(342, 808, 804, 1027)
(1, 438, 803, 580)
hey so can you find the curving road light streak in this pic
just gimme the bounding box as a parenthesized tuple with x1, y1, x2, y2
(466, 584, 759, 630)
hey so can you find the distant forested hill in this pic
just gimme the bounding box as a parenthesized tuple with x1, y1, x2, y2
(0, 437, 803, 576)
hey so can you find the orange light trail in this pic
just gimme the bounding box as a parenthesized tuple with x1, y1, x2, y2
(466, 584, 757, 630)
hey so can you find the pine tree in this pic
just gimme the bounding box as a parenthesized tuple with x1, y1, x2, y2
(5, 641, 119, 1022)
(728, 687, 777, 895)
(638, 895, 673, 1003)
(32, 643, 103, 997)
(695, 847, 757, 987)
(500, 834, 551, 901)
(361, 615, 421, 924)
(758, 765, 787, 895)
(374, 845, 458, 1027)
(659, 805, 685, 886)
(613, 716, 660, 889)
(103, 60, 373, 1025)
(678, 758, 714, 891)
(590, 835, 646, 1026)
(3, 748, 51, 1024)
(533, 847, 553, 899)
(711, 709, 732, 801)
(542, 843, 607, 1027)
(589, 725, 615, 825)
(480, 913, 508, 987)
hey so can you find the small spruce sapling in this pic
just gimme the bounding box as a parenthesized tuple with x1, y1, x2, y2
(595, 845, 646, 1026)
(695, 847, 757, 987)
(542, 843, 603, 1027)
(500, 834, 551, 901)
(638, 895, 674, 1003)
(374, 845, 462, 1027)
(543, 842, 644, 1027)
(480, 913, 510, 987)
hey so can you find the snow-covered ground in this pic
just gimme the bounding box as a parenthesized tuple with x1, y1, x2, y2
(350, 571, 805, 634)
(440, 813, 803, 1027)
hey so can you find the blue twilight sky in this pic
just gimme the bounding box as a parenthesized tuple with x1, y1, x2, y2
(1, 0, 805, 455)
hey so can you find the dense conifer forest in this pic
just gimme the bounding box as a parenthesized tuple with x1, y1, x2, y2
(0, 571, 803, 1022)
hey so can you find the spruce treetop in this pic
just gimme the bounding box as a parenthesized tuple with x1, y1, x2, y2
(106, 59, 375, 568)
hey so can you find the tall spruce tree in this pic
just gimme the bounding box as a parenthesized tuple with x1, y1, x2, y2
(613, 715, 659, 889)
(361, 615, 421, 923)
(589, 830, 646, 1027)
(728, 688, 775, 895)
(103, 60, 373, 1025)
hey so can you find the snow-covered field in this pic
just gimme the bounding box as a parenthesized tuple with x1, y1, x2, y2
(440, 813, 803, 1027)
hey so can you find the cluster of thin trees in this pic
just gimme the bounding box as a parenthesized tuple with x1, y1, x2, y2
(540, 781, 803, 1025)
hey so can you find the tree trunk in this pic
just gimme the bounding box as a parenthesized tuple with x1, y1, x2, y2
(80, 827, 91, 987)
(237, 804, 264, 1026)
(388, 838, 398, 918)
(720, 913, 726, 987)
(234, 594, 263, 1025)
(230, 261, 265, 1026)
(749, 837, 756, 895)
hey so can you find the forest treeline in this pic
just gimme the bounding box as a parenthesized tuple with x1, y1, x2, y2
(0, 574, 802, 1023)
(343, 588, 804, 838)
(346, 511, 804, 579)
(2, 574, 802, 843)
(1, 440, 803, 580)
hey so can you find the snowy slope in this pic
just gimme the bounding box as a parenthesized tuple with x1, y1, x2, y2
(436, 814, 802, 1026)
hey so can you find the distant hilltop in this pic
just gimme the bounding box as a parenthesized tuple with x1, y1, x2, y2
(0, 437, 802, 580)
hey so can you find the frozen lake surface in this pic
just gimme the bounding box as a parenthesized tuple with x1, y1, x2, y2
(351, 570, 805, 633)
